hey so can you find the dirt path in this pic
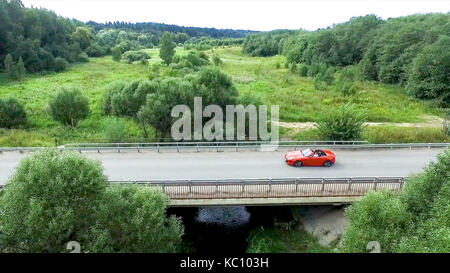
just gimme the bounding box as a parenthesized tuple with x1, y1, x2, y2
(275, 115, 446, 132)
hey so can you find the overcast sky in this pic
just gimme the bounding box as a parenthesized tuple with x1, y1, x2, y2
(21, 0, 450, 31)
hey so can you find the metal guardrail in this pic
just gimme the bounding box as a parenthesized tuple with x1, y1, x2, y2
(108, 176, 405, 200)
(61, 141, 449, 152)
(0, 141, 448, 153)
(0, 177, 404, 199)
(62, 140, 365, 152)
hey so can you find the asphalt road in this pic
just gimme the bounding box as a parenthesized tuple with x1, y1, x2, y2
(0, 148, 445, 184)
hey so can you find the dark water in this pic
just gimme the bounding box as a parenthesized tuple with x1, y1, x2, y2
(168, 206, 294, 253)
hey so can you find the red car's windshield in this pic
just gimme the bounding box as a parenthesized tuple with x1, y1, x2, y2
(301, 148, 313, 157)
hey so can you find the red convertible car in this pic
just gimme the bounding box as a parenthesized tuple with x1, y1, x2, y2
(285, 148, 336, 167)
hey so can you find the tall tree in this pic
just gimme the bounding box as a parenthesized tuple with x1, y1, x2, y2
(72, 26, 94, 50)
(3, 54, 15, 78)
(159, 32, 176, 65)
(16, 57, 26, 80)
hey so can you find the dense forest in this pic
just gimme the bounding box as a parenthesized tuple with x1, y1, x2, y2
(86, 21, 257, 39)
(0, 0, 251, 75)
(243, 14, 450, 106)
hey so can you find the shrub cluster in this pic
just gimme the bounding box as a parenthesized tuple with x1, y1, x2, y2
(0, 97, 27, 128)
(48, 87, 90, 127)
(103, 79, 158, 117)
(171, 51, 210, 70)
(104, 67, 238, 139)
(0, 149, 184, 253)
(121, 50, 150, 64)
(315, 104, 365, 140)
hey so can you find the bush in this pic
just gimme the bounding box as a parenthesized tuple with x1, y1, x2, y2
(194, 67, 238, 107)
(138, 78, 195, 138)
(102, 118, 130, 142)
(315, 104, 365, 140)
(0, 97, 27, 128)
(313, 76, 326, 90)
(111, 45, 122, 61)
(335, 80, 358, 96)
(77, 52, 89, 62)
(298, 64, 308, 76)
(86, 185, 183, 253)
(0, 149, 108, 253)
(172, 51, 210, 70)
(49, 87, 90, 126)
(307, 63, 328, 77)
(337, 191, 413, 253)
(400, 149, 450, 217)
(86, 42, 108, 57)
(104, 80, 158, 117)
(53, 57, 69, 72)
(247, 225, 330, 253)
(212, 54, 223, 66)
(121, 50, 150, 64)
(289, 63, 297, 74)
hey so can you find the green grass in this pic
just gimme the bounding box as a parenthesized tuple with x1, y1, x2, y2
(362, 126, 449, 143)
(0, 46, 446, 146)
(207, 47, 443, 123)
(246, 223, 331, 253)
(0, 55, 150, 146)
(290, 126, 449, 143)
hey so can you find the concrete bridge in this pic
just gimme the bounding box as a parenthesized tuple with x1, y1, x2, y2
(0, 176, 404, 206)
(110, 177, 405, 206)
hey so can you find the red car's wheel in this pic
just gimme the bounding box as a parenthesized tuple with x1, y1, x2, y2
(323, 160, 333, 167)
(294, 161, 303, 167)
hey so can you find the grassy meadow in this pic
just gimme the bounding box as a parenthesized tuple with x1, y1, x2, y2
(0, 46, 447, 146)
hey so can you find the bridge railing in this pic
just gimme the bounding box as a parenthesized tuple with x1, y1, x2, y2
(1, 141, 448, 153)
(109, 177, 405, 200)
(59, 141, 449, 152)
(0, 177, 405, 200)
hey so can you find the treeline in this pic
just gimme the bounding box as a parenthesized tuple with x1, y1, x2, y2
(243, 14, 450, 106)
(243, 30, 297, 57)
(86, 21, 257, 39)
(0, 0, 89, 74)
(184, 37, 245, 51)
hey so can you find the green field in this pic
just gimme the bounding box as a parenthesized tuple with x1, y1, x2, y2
(0, 46, 446, 146)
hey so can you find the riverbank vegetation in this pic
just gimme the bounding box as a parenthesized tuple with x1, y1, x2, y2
(246, 223, 331, 253)
(338, 149, 449, 252)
